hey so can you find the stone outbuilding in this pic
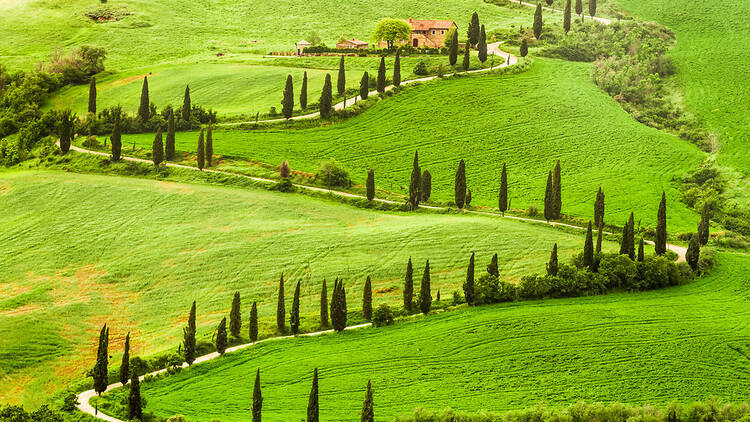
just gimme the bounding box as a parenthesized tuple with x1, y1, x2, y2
(335, 38, 369, 49)
(295, 40, 311, 55)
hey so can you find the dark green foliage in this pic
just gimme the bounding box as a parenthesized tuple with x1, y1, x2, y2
(216, 317, 227, 354)
(363, 275, 373, 321)
(583, 221, 594, 270)
(687, 233, 701, 271)
(88, 77, 96, 114)
(252, 369, 262, 422)
(564, 0, 572, 34)
(331, 279, 348, 332)
(138, 76, 150, 123)
(421, 170, 432, 202)
(183, 301, 197, 365)
(319, 74, 333, 118)
(552, 160, 562, 219)
(588, 0, 596, 18)
(626, 213, 635, 259)
(533, 3, 543, 40)
(638, 238, 645, 262)
(282, 74, 294, 120)
(165, 109, 175, 161)
(467, 11, 480, 47)
(111, 112, 121, 161)
(230, 291, 241, 338)
(290, 281, 301, 334)
(307, 368, 319, 422)
(119, 332, 130, 386)
(449, 30, 459, 66)
(366, 169, 375, 201)
(182, 85, 191, 122)
(520, 38, 529, 58)
(419, 260, 431, 314)
(543, 171, 553, 221)
(409, 151, 421, 210)
(487, 253, 499, 277)
(462, 44, 471, 72)
(320, 280, 329, 328)
(206, 124, 213, 166)
(404, 258, 413, 312)
(152, 127, 163, 166)
(478, 25, 487, 63)
(594, 187, 605, 227)
(300, 72, 308, 110)
(463, 252, 475, 305)
(127, 373, 142, 421)
(466, 188, 472, 205)
(377, 57, 386, 94)
(655, 192, 667, 254)
(547, 243, 558, 276)
(498, 163, 508, 214)
(454, 159, 466, 209)
(277, 273, 286, 333)
(372, 304, 395, 327)
(359, 72, 369, 100)
(91, 324, 109, 395)
(337, 56, 346, 96)
(698, 203, 710, 245)
(393, 50, 401, 87)
(249, 301, 258, 342)
(361, 380, 374, 422)
(596, 223, 603, 254)
(196, 129, 204, 170)
(619, 219, 629, 256)
(575, 0, 583, 17)
(58, 109, 74, 154)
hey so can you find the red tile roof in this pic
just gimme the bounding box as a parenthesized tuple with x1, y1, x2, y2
(407, 19, 457, 31)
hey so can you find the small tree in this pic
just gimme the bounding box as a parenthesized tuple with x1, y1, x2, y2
(637, 238, 645, 262)
(583, 221, 594, 270)
(626, 212, 635, 260)
(655, 192, 667, 255)
(331, 279, 348, 332)
(290, 281, 301, 335)
(359, 72, 369, 100)
(520, 38, 529, 58)
(128, 373, 142, 421)
(533, 3, 543, 39)
(463, 252, 475, 305)
(252, 369, 262, 422)
(88, 77, 96, 114)
(373, 18, 412, 48)
(552, 160, 562, 219)
(698, 203, 710, 245)
(282, 74, 294, 120)
(499, 163, 508, 215)
(419, 260, 431, 314)
(111, 113, 122, 161)
(277, 273, 286, 333)
(686, 233, 701, 271)
(408, 151, 421, 210)
(361, 380, 374, 422)
(377, 57, 386, 94)
(478, 25, 487, 63)
(59, 109, 74, 154)
(393, 50, 401, 87)
(421, 170, 432, 202)
(363, 275, 373, 321)
(249, 301, 258, 342)
(588, 0, 597, 19)
(449, 29, 459, 66)
(462, 44, 471, 71)
(307, 368, 319, 422)
(183, 301, 197, 365)
(216, 317, 227, 354)
(487, 253, 499, 277)
(91, 324, 109, 396)
(300, 71, 308, 110)
(120, 332, 130, 386)
(280, 160, 291, 178)
(547, 243, 558, 276)
(575, 0, 583, 21)
(594, 187, 605, 228)
(182, 85, 191, 122)
(230, 291, 241, 338)
(320, 74, 333, 118)
(404, 258, 414, 312)
(543, 171, 553, 221)
(152, 127, 164, 166)
(337, 56, 346, 96)
(138, 76, 150, 123)
(619, 219, 630, 256)
(596, 222, 603, 254)
(366, 169, 375, 201)
(196, 129, 205, 170)
(467, 11, 480, 47)
(455, 159, 467, 209)
(466, 188, 472, 206)
(165, 109, 176, 161)
(320, 279, 329, 328)
(564, 0, 572, 34)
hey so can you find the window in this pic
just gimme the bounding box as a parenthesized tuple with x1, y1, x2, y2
(432, 30, 436, 35)
(441, 30, 445, 34)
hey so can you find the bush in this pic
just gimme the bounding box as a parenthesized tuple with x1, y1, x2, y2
(372, 303, 394, 327)
(413, 61, 429, 75)
(82, 135, 100, 148)
(473, 274, 516, 305)
(318, 160, 351, 188)
(526, 206, 539, 217)
(47, 45, 107, 84)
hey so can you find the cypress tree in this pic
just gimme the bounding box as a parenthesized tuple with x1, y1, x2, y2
(626, 212, 635, 260)
(138, 76, 150, 123)
(319, 74, 333, 118)
(393, 50, 401, 87)
(552, 160, 562, 219)
(205, 125, 213, 167)
(196, 129, 205, 170)
(359, 72, 369, 100)
(152, 127, 163, 166)
(455, 159, 467, 209)
(92, 324, 109, 395)
(376, 57, 386, 94)
(404, 258, 414, 312)
(119, 332, 130, 386)
(575, 0, 583, 20)
(408, 151, 421, 210)
(300, 71, 308, 110)
(462, 44, 471, 72)
(252, 369, 262, 422)
(686, 233, 701, 271)
(466, 188, 472, 206)
(290, 281, 301, 335)
(589, 0, 597, 18)
(547, 243, 558, 276)
(363, 275, 373, 321)
(184, 301, 197, 365)
(698, 203, 710, 245)
(449, 29, 459, 66)
(307, 368, 319, 422)
(638, 238, 645, 262)
(249, 301, 258, 342)
(467, 11, 480, 47)
(111, 113, 122, 161)
(487, 253, 499, 277)
(655, 192, 667, 255)
(366, 169, 375, 201)
(463, 252, 475, 305)
(583, 221, 594, 270)
(543, 170, 553, 222)
(182, 85, 191, 122)
(594, 187, 605, 228)
(276, 273, 286, 333)
(320, 279, 329, 328)
(478, 25, 487, 63)
(59, 109, 73, 154)
(520, 38, 529, 58)
(88, 77, 96, 114)
(331, 279, 348, 332)
(619, 219, 630, 256)
(361, 380, 374, 422)
(533, 3, 543, 39)
(421, 170, 432, 202)
(564, 0, 572, 34)
(596, 222, 603, 254)
(230, 291, 241, 338)
(216, 317, 227, 354)
(419, 260, 431, 315)
(128, 372, 142, 421)
(165, 109, 175, 161)
(282, 74, 294, 120)
(337, 56, 346, 96)
(499, 163, 508, 215)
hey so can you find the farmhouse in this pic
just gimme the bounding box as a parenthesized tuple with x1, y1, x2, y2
(336, 38, 369, 49)
(295, 40, 311, 55)
(379, 19, 457, 48)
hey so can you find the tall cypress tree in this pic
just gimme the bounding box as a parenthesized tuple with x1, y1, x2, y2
(449, 29, 459, 66)
(487, 253, 499, 277)
(111, 113, 122, 161)
(564, 0, 572, 34)
(655, 192, 667, 255)
(455, 159, 467, 209)
(252, 369, 262, 422)
(182, 85, 191, 122)
(307, 368, 319, 422)
(421, 170, 432, 202)
(165, 109, 175, 161)
(543, 170, 553, 222)
(619, 219, 630, 256)
(276, 273, 286, 333)
(92, 324, 109, 395)
(361, 380, 374, 422)
(206, 124, 213, 167)
(408, 151, 421, 210)
(282, 75, 294, 120)
(249, 301, 258, 342)
(290, 281, 301, 335)
(419, 260, 431, 314)
(366, 169, 375, 201)
(520, 38, 529, 58)
(337, 56, 346, 96)
(467, 11, 480, 47)
(404, 258, 414, 312)
(589, 0, 597, 18)
(575, 0, 583, 21)
(596, 222, 603, 254)
(478, 25, 487, 63)
(120, 332, 130, 386)
(152, 127, 163, 166)
(547, 243, 558, 276)
(698, 203, 710, 245)
(363, 275, 373, 321)
(533, 3, 543, 39)
(138, 76, 150, 123)
(319, 74, 333, 118)
(128, 372, 142, 421)
(462, 44, 471, 72)
(230, 291, 241, 338)
(376, 57, 386, 94)
(88, 77, 97, 114)
(626, 212, 635, 260)
(59, 109, 73, 154)
(686, 233, 701, 271)
(638, 238, 645, 262)
(499, 163, 508, 215)
(463, 252, 475, 305)
(583, 221, 594, 270)
(184, 301, 197, 365)
(216, 317, 227, 354)
(320, 279, 329, 328)
(359, 72, 369, 100)
(393, 50, 401, 87)
(552, 160, 562, 219)
(331, 279, 348, 332)
(300, 72, 308, 110)
(196, 129, 205, 170)
(594, 187, 605, 228)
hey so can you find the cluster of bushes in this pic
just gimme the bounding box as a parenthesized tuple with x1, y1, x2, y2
(0, 404, 65, 422)
(81, 102, 215, 135)
(301, 45, 445, 56)
(46, 45, 107, 85)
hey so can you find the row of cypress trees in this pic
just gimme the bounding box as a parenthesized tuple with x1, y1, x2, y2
(402, 258, 434, 314)
(86, 76, 192, 124)
(407, 151, 433, 210)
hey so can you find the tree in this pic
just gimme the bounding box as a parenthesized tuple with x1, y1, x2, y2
(619, 219, 630, 256)
(282, 74, 294, 120)
(111, 113, 122, 161)
(596, 222, 603, 254)
(552, 160, 562, 219)
(359, 72, 369, 100)
(290, 281, 301, 334)
(320, 279, 329, 328)
(337, 56, 346, 96)
(449, 29, 459, 66)
(655, 192, 667, 255)
(455, 159, 467, 209)
(638, 238, 645, 262)
(366, 169, 375, 201)
(404, 258, 414, 312)
(463, 252, 475, 305)
(467, 12, 480, 47)
(361, 380, 374, 422)
(487, 253, 499, 277)
(545, 0, 553, 5)
(583, 221, 594, 270)
(478, 25, 488, 63)
(377, 57, 386, 94)
(230, 291, 241, 338)
(363, 275, 373, 321)
(393, 50, 402, 87)
(498, 163, 508, 215)
(547, 243, 558, 276)
(196, 129, 205, 170)
(626, 212, 635, 260)
(319, 74, 333, 118)
(543, 171, 553, 221)
(120, 332, 130, 386)
(252, 369, 262, 422)
(300, 72, 308, 110)
(533, 3, 543, 40)
(594, 187, 605, 228)
(698, 203, 710, 245)
(165, 109, 175, 161)
(152, 127, 163, 166)
(331, 279, 348, 332)
(216, 317, 227, 354)
(686, 233, 701, 271)
(374, 18, 412, 48)
(466, 188, 472, 206)
(91, 324, 109, 395)
(138, 76, 150, 123)
(520, 38, 529, 58)
(88, 77, 96, 114)
(277, 273, 286, 333)
(307, 368, 319, 422)
(182, 85, 191, 122)
(575, 0, 583, 20)
(249, 301, 258, 342)
(588, 0, 597, 18)
(59, 109, 74, 154)
(564, 0, 572, 34)
(462, 43, 471, 71)
(183, 301, 197, 365)
(421, 170, 432, 202)
(128, 373, 142, 421)
(408, 151, 421, 210)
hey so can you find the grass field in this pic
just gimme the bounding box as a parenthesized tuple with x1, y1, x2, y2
(96, 252, 750, 422)
(118, 59, 705, 231)
(0, 170, 611, 406)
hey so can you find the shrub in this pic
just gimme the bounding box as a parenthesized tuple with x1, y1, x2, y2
(82, 135, 100, 148)
(372, 304, 395, 327)
(526, 206, 539, 217)
(279, 160, 291, 178)
(473, 274, 517, 305)
(47, 45, 107, 84)
(318, 160, 351, 187)
(413, 61, 429, 75)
